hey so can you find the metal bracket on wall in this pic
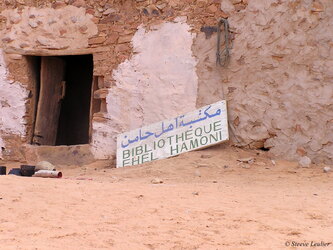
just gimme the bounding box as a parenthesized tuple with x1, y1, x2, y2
(216, 18, 231, 67)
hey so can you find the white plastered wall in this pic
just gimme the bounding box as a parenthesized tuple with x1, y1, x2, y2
(0, 50, 28, 158)
(91, 21, 198, 158)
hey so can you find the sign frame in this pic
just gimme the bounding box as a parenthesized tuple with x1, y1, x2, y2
(116, 100, 229, 167)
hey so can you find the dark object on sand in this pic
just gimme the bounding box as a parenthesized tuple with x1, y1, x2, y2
(20, 165, 36, 177)
(0, 166, 6, 175)
(8, 168, 22, 176)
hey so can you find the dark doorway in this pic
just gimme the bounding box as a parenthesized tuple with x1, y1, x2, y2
(56, 55, 93, 145)
(32, 55, 93, 146)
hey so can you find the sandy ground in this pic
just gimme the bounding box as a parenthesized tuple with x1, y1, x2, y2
(0, 145, 332, 250)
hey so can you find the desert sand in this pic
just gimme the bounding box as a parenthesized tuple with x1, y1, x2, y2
(0, 145, 332, 250)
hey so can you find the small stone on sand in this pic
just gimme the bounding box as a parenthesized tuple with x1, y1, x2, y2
(323, 167, 331, 173)
(298, 156, 311, 168)
(151, 178, 163, 184)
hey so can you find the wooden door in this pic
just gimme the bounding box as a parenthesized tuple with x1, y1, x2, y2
(32, 57, 66, 145)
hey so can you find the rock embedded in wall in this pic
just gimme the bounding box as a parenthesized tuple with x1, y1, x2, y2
(221, 0, 235, 14)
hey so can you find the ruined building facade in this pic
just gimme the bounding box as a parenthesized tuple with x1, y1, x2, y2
(0, 0, 332, 164)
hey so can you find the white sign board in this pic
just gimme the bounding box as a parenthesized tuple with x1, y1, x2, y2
(116, 100, 229, 167)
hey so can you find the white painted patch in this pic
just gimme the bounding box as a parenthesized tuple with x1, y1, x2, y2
(0, 49, 28, 158)
(91, 20, 198, 159)
(113, 21, 198, 125)
(117, 100, 229, 167)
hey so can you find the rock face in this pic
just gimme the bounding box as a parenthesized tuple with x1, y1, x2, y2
(0, 0, 332, 164)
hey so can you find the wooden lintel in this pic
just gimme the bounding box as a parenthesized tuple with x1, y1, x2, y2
(4, 47, 109, 56)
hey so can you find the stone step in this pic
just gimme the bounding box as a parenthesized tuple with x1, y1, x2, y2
(25, 144, 95, 166)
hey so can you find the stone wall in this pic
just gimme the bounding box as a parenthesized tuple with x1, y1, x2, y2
(0, 0, 227, 161)
(1, 6, 98, 50)
(0, 0, 332, 164)
(218, 0, 333, 164)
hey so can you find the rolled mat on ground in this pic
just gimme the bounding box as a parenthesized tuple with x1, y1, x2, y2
(33, 170, 62, 178)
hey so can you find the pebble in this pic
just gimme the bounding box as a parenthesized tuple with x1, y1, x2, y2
(200, 154, 212, 159)
(192, 192, 199, 196)
(194, 170, 201, 177)
(237, 157, 255, 164)
(323, 167, 331, 173)
(197, 163, 209, 168)
(298, 156, 311, 168)
(151, 178, 163, 184)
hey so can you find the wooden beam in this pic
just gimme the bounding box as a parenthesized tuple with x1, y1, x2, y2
(4, 47, 109, 56)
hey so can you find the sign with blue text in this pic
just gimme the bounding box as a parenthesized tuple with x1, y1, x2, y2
(116, 100, 229, 167)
